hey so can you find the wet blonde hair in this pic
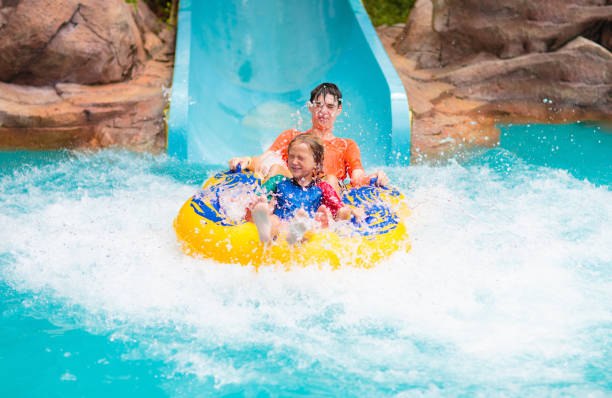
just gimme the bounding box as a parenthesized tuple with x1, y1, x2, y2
(288, 134, 324, 177)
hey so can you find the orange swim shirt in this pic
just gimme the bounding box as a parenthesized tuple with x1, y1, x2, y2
(267, 129, 363, 181)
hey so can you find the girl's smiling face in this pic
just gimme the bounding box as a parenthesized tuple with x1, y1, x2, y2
(287, 142, 317, 184)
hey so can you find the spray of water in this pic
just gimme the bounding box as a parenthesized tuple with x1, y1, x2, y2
(0, 150, 610, 396)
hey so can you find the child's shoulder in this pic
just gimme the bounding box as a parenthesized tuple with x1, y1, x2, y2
(262, 174, 288, 192)
(316, 180, 335, 192)
(315, 180, 340, 199)
(278, 129, 304, 140)
(266, 174, 288, 184)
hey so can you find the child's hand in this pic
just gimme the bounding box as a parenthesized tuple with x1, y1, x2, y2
(366, 170, 389, 187)
(229, 156, 252, 171)
(351, 207, 366, 222)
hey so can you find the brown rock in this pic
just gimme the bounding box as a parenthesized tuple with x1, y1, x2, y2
(0, 0, 145, 86)
(0, 0, 76, 82)
(158, 26, 176, 48)
(0, 126, 95, 148)
(428, 37, 612, 119)
(396, 0, 612, 68)
(393, 0, 444, 69)
(144, 31, 165, 58)
(0, 66, 172, 151)
(130, 0, 164, 35)
(380, 0, 612, 163)
(0, 1, 174, 152)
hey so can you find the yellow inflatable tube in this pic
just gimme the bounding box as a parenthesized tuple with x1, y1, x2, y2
(174, 169, 410, 268)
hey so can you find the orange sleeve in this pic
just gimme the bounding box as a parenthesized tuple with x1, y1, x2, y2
(267, 129, 301, 161)
(344, 139, 363, 178)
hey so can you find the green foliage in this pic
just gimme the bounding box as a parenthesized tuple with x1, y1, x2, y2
(144, 0, 174, 21)
(363, 0, 416, 26)
(125, 0, 175, 24)
(127, 0, 413, 28)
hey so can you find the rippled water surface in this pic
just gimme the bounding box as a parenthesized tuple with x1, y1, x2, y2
(1, 125, 611, 397)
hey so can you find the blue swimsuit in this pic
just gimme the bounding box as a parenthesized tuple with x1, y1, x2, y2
(263, 176, 323, 220)
(274, 178, 324, 220)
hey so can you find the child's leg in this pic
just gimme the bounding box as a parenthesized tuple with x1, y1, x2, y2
(287, 210, 312, 245)
(314, 206, 333, 228)
(287, 206, 334, 244)
(251, 202, 280, 243)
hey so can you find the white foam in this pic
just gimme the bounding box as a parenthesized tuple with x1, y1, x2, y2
(1, 153, 610, 393)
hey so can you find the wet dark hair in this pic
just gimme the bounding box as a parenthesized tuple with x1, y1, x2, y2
(309, 83, 342, 106)
(288, 134, 325, 175)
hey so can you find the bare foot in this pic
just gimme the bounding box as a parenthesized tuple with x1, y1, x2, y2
(252, 202, 272, 243)
(314, 206, 333, 228)
(287, 213, 311, 245)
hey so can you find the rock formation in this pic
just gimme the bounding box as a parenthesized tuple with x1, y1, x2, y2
(380, 0, 612, 162)
(2, 0, 610, 161)
(0, 0, 174, 152)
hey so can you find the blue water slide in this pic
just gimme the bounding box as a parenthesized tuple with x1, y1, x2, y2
(168, 0, 411, 167)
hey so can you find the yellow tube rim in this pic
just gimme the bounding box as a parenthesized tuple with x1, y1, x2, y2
(174, 200, 410, 269)
(174, 170, 411, 268)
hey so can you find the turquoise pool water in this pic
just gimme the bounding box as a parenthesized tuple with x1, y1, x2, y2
(1, 123, 611, 396)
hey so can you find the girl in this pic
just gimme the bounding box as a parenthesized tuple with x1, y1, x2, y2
(249, 134, 364, 243)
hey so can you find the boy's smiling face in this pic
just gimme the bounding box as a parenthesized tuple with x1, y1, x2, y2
(287, 142, 317, 183)
(310, 93, 341, 130)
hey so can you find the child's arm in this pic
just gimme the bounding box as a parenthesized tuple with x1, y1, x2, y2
(318, 180, 368, 222)
(261, 174, 285, 200)
(317, 180, 365, 221)
(317, 180, 344, 218)
(350, 168, 389, 187)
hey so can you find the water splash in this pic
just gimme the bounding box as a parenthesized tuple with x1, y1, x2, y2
(0, 149, 610, 396)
